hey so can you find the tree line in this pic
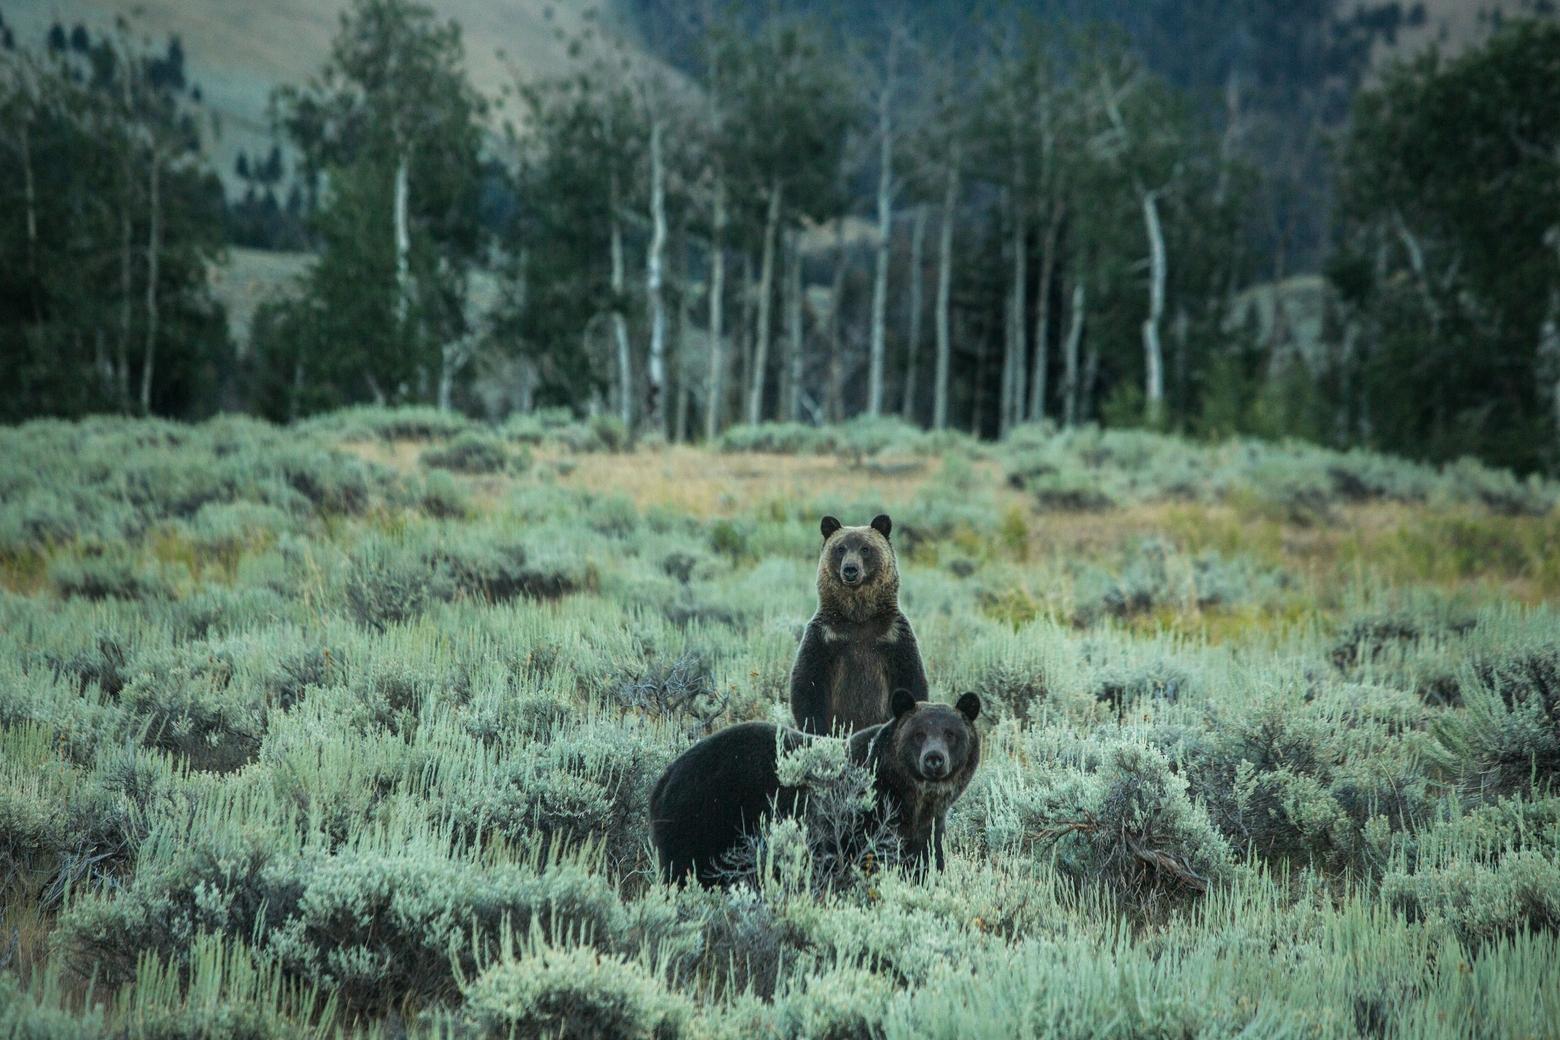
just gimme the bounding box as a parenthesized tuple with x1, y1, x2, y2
(1, 2, 1557, 474)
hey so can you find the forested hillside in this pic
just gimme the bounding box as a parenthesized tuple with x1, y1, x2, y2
(1, 0, 1557, 476)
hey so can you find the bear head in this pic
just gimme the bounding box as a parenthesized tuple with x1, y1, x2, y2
(885, 688, 981, 784)
(817, 514, 899, 620)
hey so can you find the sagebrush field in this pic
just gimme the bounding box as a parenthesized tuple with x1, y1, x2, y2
(2, 409, 1558, 1038)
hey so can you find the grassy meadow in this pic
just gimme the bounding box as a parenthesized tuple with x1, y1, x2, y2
(2, 408, 1559, 1038)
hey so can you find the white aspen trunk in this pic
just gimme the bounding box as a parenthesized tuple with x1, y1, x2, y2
(1062, 278, 1085, 427)
(704, 173, 727, 440)
(1173, 304, 1190, 412)
(776, 243, 792, 417)
(117, 65, 134, 410)
(438, 358, 454, 413)
(738, 253, 754, 410)
(20, 121, 38, 318)
(901, 203, 926, 422)
(609, 170, 632, 430)
(1001, 257, 1017, 436)
(1541, 287, 1560, 442)
(827, 214, 847, 423)
(1335, 318, 1357, 445)
(971, 315, 988, 436)
(675, 231, 693, 443)
(1140, 188, 1166, 425)
(1265, 274, 1291, 380)
(1215, 68, 1241, 207)
(867, 72, 895, 417)
(785, 230, 804, 421)
(746, 176, 783, 425)
(1007, 179, 1028, 432)
(1549, 227, 1560, 446)
(290, 360, 304, 421)
(1098, 70, 1168, 426)
(517, 358, 537, 414)
(1029, 204, 1063, 422)
(1082, 338, 1100, 422)
(394, 152, 411, 326)
(645, 116, 668, 437)
(94, 329, 110, 392)
(437, 347, 455, 412)
(933, 144, 961, 431)
(139, 149, 161, 415)
(1392, 209, 1442, 332)
(118, 165, 134, 410)
(117, 201, 133, 408)
(437, 337, 475, 413)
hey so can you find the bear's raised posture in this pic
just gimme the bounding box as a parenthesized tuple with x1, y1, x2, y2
(649, 689, 981, 887)
(790, 514, 929, 734)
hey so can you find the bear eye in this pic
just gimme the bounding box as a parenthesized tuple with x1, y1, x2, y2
(835, 545, 846, 556)
(860, 547, 873, 557)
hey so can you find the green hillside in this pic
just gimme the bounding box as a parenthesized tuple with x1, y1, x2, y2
(2, 0, 632, 180)
(2, 412, 1558, 1036)
(3, 0, 1520, 188)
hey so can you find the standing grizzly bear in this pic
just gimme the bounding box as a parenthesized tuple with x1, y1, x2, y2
(790, 514, 929, 734)
(649, 689, 982, 886)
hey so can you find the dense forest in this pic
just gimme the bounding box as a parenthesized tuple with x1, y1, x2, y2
(1, 1, 1558, 474)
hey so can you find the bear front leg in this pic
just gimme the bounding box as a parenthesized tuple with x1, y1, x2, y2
(884, 615, 930, 703)
(788, 622, 835, 733)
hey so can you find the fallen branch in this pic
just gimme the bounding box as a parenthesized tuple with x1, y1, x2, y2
(1123, 830, 1209, 893)
(1030, 813, 1099, 845)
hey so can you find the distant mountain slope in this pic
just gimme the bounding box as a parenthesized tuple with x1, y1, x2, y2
(3, 0, 641, 182)
(1355, 0, 1537, 64)
(4, 0, 1536, 214)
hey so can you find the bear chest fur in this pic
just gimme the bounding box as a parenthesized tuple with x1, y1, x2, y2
(824, 630, 894, 732)
(882, 774, 968, 845)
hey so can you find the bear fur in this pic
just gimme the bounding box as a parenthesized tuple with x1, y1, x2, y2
(649, 690, 981, 887)
(789, 514, 929, 734)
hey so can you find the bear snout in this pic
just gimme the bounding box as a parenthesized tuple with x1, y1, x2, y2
(920, 749, 947, 779)
(840, 562, 862, 584)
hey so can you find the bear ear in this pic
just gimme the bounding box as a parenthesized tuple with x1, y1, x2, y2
(870, 514, 892, 540)
(820, 515, 842, 541)
(956, 692, 982, 722)
(891, 688, 918, 719)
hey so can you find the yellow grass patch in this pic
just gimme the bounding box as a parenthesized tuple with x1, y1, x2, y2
(341, 440, 1559, 609)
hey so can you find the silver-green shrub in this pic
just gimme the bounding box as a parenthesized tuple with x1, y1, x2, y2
(460, 934, 688, 1040)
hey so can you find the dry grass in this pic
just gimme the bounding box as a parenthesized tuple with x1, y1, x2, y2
(347, 440, 1017, 516)
(532, 447, 1003, 517)
(342, 440, 1560, 612)
(0, 550, 50, 596)
(0, 888, 57, 982)
(341, 438, 430, 473)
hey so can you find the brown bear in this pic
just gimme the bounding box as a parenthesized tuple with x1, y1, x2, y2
(648, 690, 982, 886)
(790, 514, 929, 734)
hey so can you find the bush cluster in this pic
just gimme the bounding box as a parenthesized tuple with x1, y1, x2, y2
(1002, 423, 1560, 516)
(422, 431, 527, 475)
(4, 410, 1559, 1038)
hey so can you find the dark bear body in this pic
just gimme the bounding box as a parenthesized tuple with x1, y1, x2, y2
(649, 691, 981, 887)
(646, 721, 808, 887)
(790, 514, 929, 734)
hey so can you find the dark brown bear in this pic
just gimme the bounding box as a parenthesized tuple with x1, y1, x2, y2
(790, 514, 929, 734)
(649, 689, 981, 886)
